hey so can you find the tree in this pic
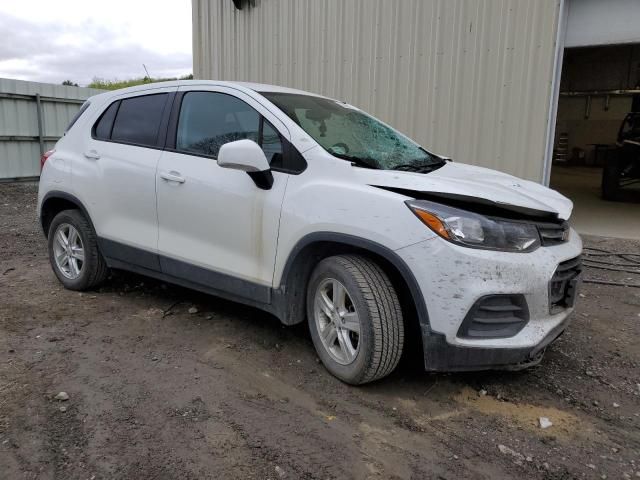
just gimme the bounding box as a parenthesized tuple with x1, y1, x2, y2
(62, 80, 79, 87)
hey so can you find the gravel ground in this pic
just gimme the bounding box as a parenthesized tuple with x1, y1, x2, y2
(1, 182, 639, 479)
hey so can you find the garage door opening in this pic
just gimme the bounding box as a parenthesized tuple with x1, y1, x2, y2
(550, 43, 640, 239)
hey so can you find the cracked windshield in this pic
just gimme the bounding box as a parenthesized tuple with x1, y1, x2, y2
(262, 92, 444, 172)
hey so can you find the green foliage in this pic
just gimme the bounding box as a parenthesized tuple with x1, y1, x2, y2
(88, 74, 194, 90)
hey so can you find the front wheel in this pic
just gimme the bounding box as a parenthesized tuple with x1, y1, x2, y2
(307, 255, 404, 385)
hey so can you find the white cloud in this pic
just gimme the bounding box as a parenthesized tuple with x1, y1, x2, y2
(0, 0, 192, 85)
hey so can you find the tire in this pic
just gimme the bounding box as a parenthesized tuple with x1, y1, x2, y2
(602, 157, 621, 201)
(307, 255, 404, 385)
(47, 209, 108, 291)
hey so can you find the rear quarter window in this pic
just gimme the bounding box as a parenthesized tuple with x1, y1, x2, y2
(93, 101, 120, 140)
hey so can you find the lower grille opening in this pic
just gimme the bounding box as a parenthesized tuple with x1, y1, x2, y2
(457, 294, 529, 339)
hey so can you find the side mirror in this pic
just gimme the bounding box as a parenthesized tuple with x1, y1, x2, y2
(217, 139, 274, 190)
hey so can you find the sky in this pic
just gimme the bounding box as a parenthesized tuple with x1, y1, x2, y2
(0, 0, 192, 86)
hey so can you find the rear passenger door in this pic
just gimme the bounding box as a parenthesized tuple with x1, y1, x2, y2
(76, 88, 176, 270)
(155, 86, 291, 300)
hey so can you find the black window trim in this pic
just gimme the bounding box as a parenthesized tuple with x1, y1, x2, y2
(90, 92, 175, 151)
(164, 89, 307, 175)
(92, 99, 121, 141)
(89, 88, 307, 174)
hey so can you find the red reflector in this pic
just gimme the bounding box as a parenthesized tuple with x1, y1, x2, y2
(40, 149, 55, 171)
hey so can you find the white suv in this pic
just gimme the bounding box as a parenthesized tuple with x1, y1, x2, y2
(38, 80, 583, 384)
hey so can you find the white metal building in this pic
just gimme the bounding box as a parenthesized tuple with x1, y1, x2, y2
(192, 0, 640, 186)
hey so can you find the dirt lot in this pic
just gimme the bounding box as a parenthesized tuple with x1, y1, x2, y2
(1, 182, 639, 479)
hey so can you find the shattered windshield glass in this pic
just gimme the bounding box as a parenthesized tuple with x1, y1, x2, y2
(261, 92, 444, 171)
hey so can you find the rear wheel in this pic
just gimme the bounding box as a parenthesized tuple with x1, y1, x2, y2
(307, 255, 404, 385)
(48, 209, 108, 290)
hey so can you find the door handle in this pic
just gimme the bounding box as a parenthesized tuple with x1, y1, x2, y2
(159, 171, 186, 184)
(83, 150, 100, 160)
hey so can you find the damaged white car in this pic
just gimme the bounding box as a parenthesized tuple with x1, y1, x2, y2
(38, 80, 583, 384)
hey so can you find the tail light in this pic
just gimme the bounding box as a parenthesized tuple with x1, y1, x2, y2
(40, 149, 55, 171)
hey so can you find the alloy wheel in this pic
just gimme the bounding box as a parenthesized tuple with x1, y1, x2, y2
(52, 223, 85, 280)
(313, 278, 361, 365)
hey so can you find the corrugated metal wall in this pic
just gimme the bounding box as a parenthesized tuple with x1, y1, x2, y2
(0, 78, 104, 180)
(193, 0, 562, 182)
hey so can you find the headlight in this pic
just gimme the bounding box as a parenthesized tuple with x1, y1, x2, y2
(406, 200, 540, 252)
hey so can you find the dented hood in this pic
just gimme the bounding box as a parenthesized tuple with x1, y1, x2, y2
(357, 162, 573, 220)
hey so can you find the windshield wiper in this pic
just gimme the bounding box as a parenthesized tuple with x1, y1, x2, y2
(332, 153, 380, 169)
(391, 164, 424, 172)
(391, 160, 446, 173)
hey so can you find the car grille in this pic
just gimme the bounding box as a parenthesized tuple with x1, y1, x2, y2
(537, 221, 569, 246)
(549, 256, 582, 314)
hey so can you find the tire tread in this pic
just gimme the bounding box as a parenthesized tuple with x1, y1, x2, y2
(328, 255, 404, 383)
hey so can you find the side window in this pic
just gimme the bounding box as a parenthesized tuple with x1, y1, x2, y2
(176, 91, 260, 157)
(261, 120, 283, 167)
(93, 101, 119, 140)
(174, 91, 298, 170)
(110, 93, 168, 146)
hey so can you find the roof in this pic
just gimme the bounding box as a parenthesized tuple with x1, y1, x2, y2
(89, 80, 325, 101)
(231, 81, 322, 96)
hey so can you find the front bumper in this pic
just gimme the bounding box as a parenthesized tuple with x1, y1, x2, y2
(395, 228, 583, 371)
(421, 314, 570, 371)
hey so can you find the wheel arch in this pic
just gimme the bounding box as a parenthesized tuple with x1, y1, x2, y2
(40, 191, 97, 238)
(274, 232, 429, 334)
